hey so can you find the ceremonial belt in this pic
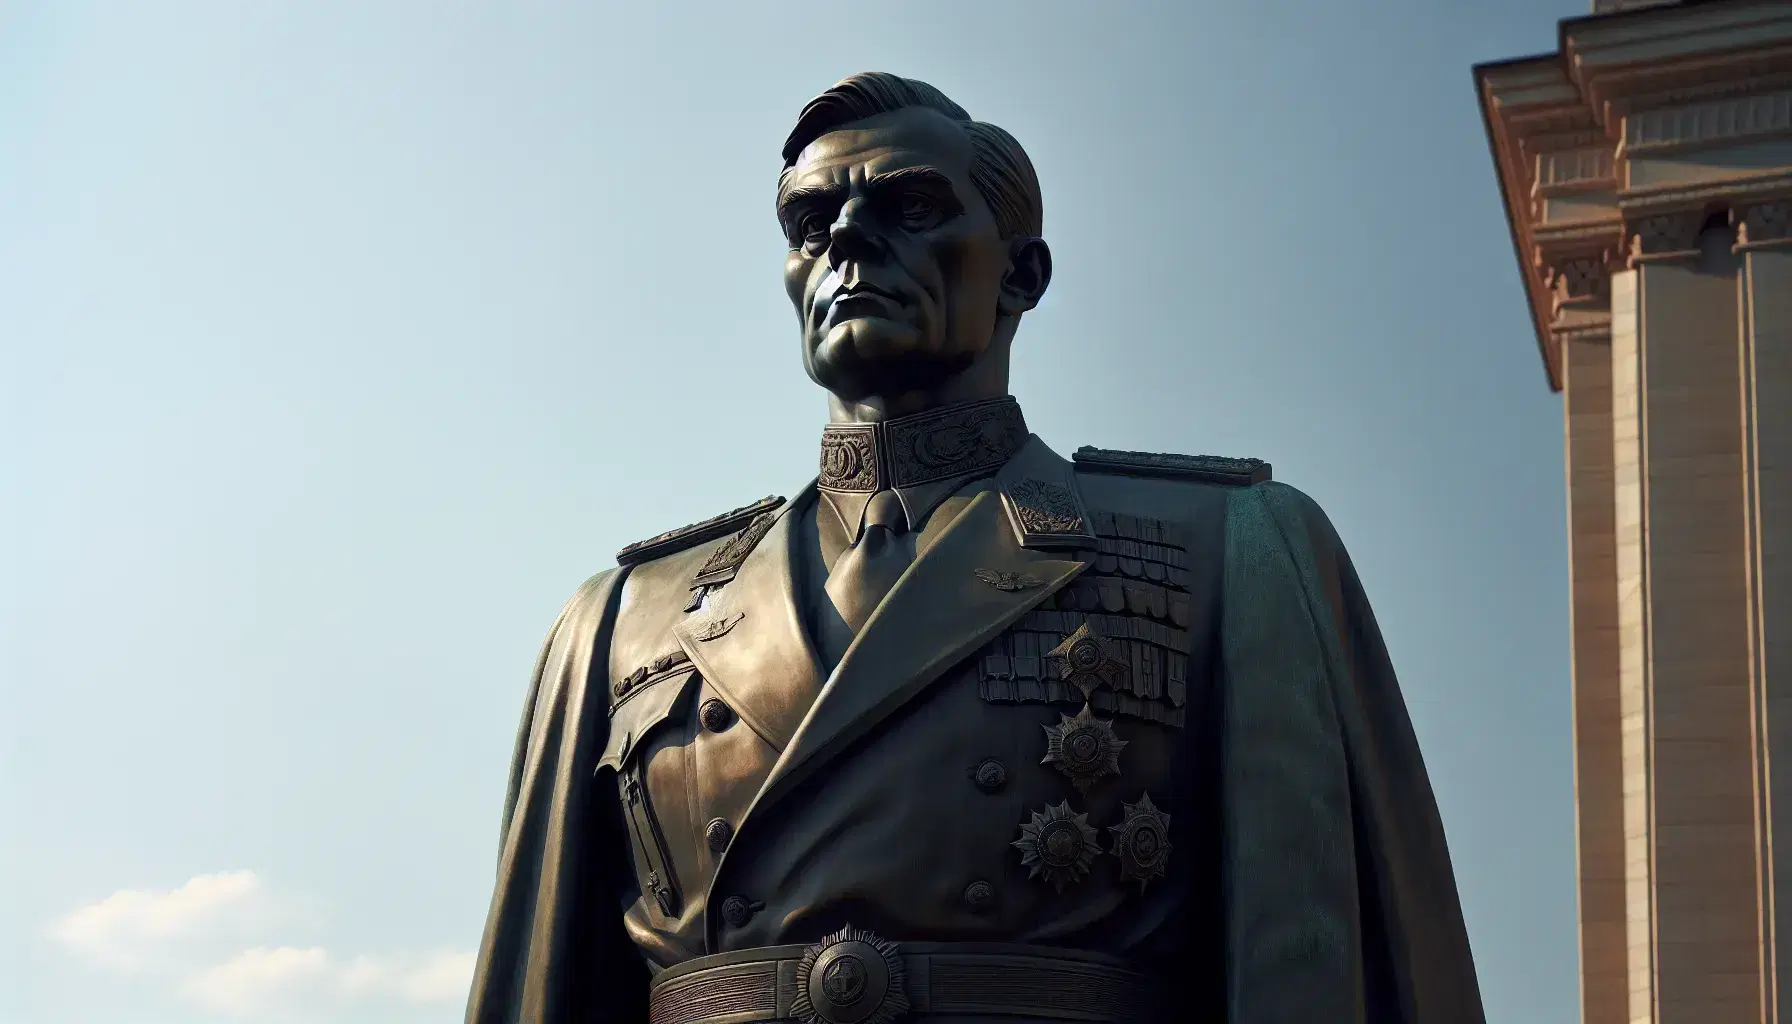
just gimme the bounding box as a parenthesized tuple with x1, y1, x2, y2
(648, 935, 1160, 1024)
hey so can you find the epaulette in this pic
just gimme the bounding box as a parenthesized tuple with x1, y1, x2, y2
(1072, 446, 1271, 486)
(616, 495, 787, 567)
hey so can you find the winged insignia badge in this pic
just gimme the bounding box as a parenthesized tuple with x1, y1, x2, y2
(974, 568, 1044, 592)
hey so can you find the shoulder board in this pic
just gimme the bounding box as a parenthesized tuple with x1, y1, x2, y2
(616, 495, 787, 567)
(1073, 446, 1271, 486)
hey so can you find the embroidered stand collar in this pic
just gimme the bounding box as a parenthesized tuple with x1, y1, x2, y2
(816, 396, 1030, 537)
(818, 396, 1028, 493)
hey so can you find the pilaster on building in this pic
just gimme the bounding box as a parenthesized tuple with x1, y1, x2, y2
(1475, 2, 1792, 1023)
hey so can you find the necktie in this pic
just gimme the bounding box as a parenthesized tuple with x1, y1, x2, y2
(820, 488, 913, 663)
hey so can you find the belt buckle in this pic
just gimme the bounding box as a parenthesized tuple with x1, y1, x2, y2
(791, 926, 909, 1024)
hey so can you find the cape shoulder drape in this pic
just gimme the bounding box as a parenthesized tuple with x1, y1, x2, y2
(465, 567, 649, 1023)
(1221, 481, 1483, 1022)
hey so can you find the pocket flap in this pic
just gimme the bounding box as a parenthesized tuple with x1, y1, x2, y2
(598, 668, 699, 773)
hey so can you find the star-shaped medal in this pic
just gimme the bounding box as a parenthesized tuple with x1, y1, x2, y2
(1044, 622, 1129, 699)
(1040, 705, 1127, 793)
(1012, 801, 1102, 893)
(1109, 792, 1173, 891)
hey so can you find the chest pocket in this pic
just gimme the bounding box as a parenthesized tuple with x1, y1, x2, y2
(599, 666, 699, 919)
(976, 510, 1192, 727)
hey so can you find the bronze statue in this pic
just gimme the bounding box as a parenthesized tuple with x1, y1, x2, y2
(465, 73, 1485, 1023)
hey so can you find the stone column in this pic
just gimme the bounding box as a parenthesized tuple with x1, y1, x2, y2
(1616, 208, 1759, 1023)
(1607, 264, 1649, 1024)
(1565, 313, 1628, 1024)
(1737, 198, 1792, 1023)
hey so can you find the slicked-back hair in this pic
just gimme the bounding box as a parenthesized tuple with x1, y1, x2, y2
(779, 72, 1043, 240)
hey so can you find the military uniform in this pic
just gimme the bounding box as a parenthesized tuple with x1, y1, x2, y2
(465, 397, 1485, 1024)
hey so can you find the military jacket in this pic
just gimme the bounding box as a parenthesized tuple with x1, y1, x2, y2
(464, 436, 1486, 1024)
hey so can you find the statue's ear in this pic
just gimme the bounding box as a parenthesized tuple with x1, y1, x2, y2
(997, 237, 1052, 316)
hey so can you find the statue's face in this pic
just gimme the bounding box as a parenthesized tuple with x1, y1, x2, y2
(779, 106, 1012, 402)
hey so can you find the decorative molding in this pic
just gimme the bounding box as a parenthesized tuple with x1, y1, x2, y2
(1547, 255, 1615, 304)
(1735, 200, 1792, 250)
(1623, 90, 1792, 155)
(1530, 219, 1623, 318)
(1626, 209, 1713, 265)
(1534, 220, 1625, 249)
(1475, 0, 1792, 391)
(1571, 0, 1792, 117)
(1552, 324, 1615, 347)
(1618, 169, 1792, 217)
(1605, 52, 1792, 114)
(1530, 128, 1611, 153)
(1536, 147, 1618, 194)
(1511, 106, 1603, 146)
(1596, 51, 1792, 120)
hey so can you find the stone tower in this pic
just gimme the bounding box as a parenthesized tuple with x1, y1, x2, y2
(1475, 1, 1792, 1021)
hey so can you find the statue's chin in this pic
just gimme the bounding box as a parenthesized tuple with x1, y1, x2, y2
(822, 316, 922, 362)
(810, 318, 984, 403)
(811, 319, 927, 397)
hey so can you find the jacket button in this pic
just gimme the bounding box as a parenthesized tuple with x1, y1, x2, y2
(963, 879, 997, 914)
(705, 817, 734, 853)
(720, 894, 762, 928)
(700, 698, 735, 732)
(971, 758, 1008, 793)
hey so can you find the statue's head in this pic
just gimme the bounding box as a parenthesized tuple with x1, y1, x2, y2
(777, 73, 1051, 410)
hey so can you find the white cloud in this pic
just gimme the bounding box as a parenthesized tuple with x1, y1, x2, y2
(341, 950, 477, 1004)
(50, 871, 473, 1019)
(180, 946, 334, 1015)
(48, 870, 270, 972)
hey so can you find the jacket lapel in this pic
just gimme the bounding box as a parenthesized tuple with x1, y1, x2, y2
(745, 489, 1088, 820)
(671, 484, 823, 752)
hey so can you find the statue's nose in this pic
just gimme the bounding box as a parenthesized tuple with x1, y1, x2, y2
(827, 198, 883, 269)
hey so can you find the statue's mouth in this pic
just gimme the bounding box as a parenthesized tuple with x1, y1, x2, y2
(826, 286, 907, 325)
(840, 283, 903, 303)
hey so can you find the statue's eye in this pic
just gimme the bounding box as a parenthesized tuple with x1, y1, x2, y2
(798, 212, 831, 247)
(897, 193, 937, 224)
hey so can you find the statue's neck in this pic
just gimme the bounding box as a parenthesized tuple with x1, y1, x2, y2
(826, 381, 1004, 424)
(825, 336, 1012, 424)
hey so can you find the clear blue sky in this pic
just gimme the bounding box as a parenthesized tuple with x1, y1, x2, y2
(3, 1, 1585, 1020)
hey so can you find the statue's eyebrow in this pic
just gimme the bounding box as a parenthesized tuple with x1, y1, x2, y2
(777, 166, 959, 219)
(863, 166, 955, 194)
(777, 181, 846, 219)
